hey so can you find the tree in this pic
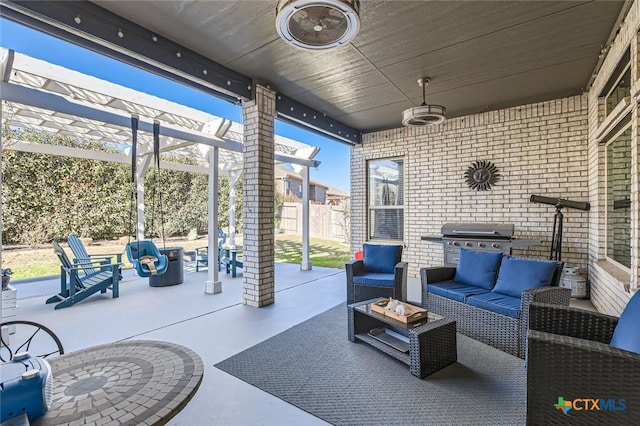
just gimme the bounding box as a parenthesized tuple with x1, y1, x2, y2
(1, 129, 244, 244)
(2, 130, 130, 244)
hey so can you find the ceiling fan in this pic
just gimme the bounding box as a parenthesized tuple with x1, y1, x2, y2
(276, 0, 360, 50)
(402, 77, 447, 127)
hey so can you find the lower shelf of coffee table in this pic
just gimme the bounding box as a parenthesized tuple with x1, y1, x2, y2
(368, 327, 410, 352)
(355, 332, 411, 365)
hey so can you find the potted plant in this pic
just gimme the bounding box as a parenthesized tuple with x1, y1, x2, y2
(2, 268, 12, 290)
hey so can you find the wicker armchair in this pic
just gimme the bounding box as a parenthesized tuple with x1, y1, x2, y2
(527, 302, 640, 424)
(345, 244, 407, 304)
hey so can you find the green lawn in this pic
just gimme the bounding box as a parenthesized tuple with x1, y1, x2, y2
(274, 234, 350, 268)
(3, 234, 350, 280)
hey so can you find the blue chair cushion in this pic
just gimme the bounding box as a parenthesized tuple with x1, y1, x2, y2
(492, 256, 557, 299)
(428, 280, 492, 303)
(466, 292, 522, 318)
(610, 290, 640, 354)
(362, 244, 402, 274)
(352, 273, 395, 287)
(454, 249, 503, 289)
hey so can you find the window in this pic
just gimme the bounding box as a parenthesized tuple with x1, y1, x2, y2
(368, 158, 404, 241)
(605, 126, 631, 269)
(599, 49, 631, 125)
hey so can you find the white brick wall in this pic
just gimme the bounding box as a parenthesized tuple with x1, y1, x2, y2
(351, 1, 640, 316)
(584, 0, 640, 315)
(352, 95, 590, 280)
(591, 261, 632, 315)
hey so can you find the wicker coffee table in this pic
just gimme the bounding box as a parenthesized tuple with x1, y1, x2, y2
(348, 298, 457, 378)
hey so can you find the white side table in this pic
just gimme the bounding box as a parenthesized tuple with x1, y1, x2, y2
(1, 284, 18, 334)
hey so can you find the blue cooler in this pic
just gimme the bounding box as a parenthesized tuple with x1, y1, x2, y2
(0, 352, 53, 422)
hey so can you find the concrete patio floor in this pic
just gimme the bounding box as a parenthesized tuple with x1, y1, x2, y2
(11, 261, 426, 425)
(8, 262, 592, 425)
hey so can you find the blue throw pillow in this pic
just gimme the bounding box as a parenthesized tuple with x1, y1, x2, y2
(610, 290, 640, 354)
(454, 249, 503, 289)
(362, 244, 402, 274)
(492, 256, 557, 298)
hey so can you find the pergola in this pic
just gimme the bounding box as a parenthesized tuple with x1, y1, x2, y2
(0, 47, 321, 292)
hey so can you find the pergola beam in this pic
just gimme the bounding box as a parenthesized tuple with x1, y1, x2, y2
(5, 140, 209, 175)
(2, 82, 320, 169)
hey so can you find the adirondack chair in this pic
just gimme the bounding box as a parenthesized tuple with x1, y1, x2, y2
(67, 233, 123, 278)
(194, 230, 227, 272)
(46, 240, 121, 309)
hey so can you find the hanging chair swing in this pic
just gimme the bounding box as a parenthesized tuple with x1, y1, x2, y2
(125, 117, 168, 277)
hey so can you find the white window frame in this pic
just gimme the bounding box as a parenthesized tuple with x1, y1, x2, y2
(366, 157, 405, 242)
(603, 63, 631, 117)
(604, 122, 632, 272)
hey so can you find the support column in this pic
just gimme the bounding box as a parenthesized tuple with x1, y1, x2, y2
(299, 165, 312, 270)
(205, 146, 222, 294)
(242, 84, 275, 307)
(228, 170, 241, 248)
(0, 100, 3, 270)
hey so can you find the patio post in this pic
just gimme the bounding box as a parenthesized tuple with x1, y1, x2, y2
(242, 83, 275, 307)
(205, 146, 222, 294)
(228, 170, 241, 248)
(296, 165, 312, 270)
(0, 99, 3, 269)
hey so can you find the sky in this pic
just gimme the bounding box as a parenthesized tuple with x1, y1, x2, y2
(0, 18, 352, 192)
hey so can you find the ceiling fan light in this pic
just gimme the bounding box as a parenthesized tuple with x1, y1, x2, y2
(402, 105, 447, 127)
(276, 0, 360, 50)
(402, 77, 447, 127)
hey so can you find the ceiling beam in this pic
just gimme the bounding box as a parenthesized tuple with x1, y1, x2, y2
(1, 0, 362, 145)
(0, 0, 250, 103)
(276, 93, 361, 145)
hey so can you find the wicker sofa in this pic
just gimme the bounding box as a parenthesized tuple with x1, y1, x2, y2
(420, 250, 570, 358)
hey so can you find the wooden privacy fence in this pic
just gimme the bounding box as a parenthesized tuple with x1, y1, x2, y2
(281, 202, 349, 243)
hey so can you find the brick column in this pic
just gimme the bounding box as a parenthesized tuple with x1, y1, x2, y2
(242, 84, 275, 307)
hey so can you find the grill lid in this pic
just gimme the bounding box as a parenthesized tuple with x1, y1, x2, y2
(440, 223, 514, 239)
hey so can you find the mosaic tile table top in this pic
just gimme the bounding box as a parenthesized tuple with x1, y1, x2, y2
(34, 340, 203, 426)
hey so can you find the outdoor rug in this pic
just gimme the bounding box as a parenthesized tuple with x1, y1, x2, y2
(215, 304, 526, 426)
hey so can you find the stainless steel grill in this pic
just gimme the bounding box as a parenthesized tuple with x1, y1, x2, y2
(422, 223, 542, 266)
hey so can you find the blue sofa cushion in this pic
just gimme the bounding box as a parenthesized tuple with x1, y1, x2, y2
(454, 249, 503, 289)
(492, 256, 557, 299)
(428, 280, 492, 303)
(466, 292, 522, 318)
(363, 244, 402, 274)
(352, 273, 395, 287)
(610, 290, 640, 354)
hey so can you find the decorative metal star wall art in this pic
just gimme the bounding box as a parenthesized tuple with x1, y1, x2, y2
(464, 160, 500, 191)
